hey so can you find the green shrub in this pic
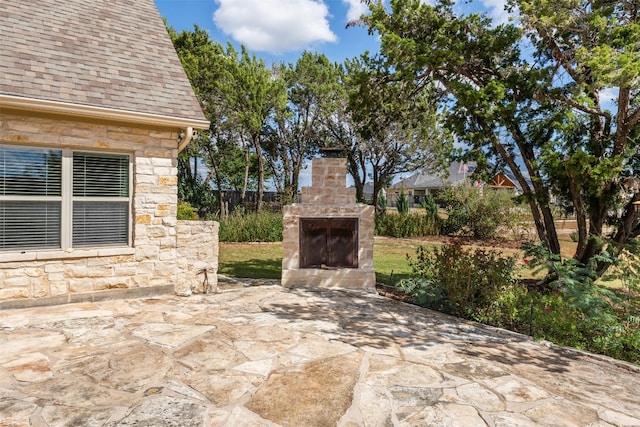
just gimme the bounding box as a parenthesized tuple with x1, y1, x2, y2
(177, 201, 199, 220)
(518, 291, 640, 364)
(517, 292, 585, 346)
(399, 244, 520, 320)
(439, 186, 517, 239)
(375, 212, 439, 237)
(396, 187, 409, 215)
(398, 241, 640, 364)
(421, 194, 438, 219)
(178, 171, 217, 214)
(219, 210, 283, 242)
(377, 189, 388, 212)
(522, 242, 640, 363)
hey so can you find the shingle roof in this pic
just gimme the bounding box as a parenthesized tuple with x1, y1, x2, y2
(0, 0, 207, 126)
(393, 162, 477, 190)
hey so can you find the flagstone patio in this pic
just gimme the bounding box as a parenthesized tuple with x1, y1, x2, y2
(1, 281, 639, 426)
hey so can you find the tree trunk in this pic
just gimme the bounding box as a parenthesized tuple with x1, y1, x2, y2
(345, 150, 366, 203)
(241, 143, 249, 208)
(253, 134, 264, 212)
(371, 166, 381, 213)
(612, 195, 640, 247)
(568, 174, 588, 259)
(486, 120, 561, 254)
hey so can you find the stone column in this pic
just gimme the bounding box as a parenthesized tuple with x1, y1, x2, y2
(176, 221, 219, 296)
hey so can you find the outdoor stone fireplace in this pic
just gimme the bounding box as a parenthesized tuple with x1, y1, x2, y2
(282, 155, 375, 288)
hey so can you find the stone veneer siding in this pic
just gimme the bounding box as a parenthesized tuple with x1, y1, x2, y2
(0, 110, 217, 306)
(176, 220, 219, 295)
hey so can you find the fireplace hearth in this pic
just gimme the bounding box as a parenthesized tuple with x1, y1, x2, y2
(281, 157, 375, 288)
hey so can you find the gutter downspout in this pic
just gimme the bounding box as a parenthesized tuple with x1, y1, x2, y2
(178, 127, 194, 153)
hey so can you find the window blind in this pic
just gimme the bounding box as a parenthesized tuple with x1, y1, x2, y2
(0, 146, 61, 196)
(72, 201, 129, 247)
(72, 152, 130, 247)
(0, 201, 61, 249)
(73, 153, 129, 197)
(0, 146, 62, 250)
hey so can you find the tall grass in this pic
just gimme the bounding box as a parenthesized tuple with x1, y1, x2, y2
(219, 211, 283, 242)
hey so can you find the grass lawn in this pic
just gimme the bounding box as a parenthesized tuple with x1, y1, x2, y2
(218, 234, 637, 290)
(219, 235, 580, 284)
(373, 237, 438, 285)
(218, 242, 282, 279)
(218, 238, 430, 283)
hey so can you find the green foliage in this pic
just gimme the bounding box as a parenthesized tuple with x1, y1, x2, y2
(521, 242, 640, 363)
(399, 244, 521, 321)
(377, 189, 388, 212)
(218, 211, 283, 242)
(421, 194, 438, 219)
(177, 201, 199, 220)
(439, 186, 517, 239)
(600, 239, 640, 294)
(375, 212, 439, 237)
(396, 187, 410, 215)
(523, 243, 620, 318)
(362, 0, 640, 276)
(177, 169, 217, 215)
(519, 291, 640, 364)
(399, 242, 640, 363)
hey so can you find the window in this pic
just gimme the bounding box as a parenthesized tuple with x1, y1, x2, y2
(0, 145, 131, 251)
(0, 146, 62, 250)
(72, 152, 130, 247)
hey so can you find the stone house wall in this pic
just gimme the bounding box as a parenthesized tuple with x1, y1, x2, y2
(0, 110, 218, 307)
(176, 220, 219, 296)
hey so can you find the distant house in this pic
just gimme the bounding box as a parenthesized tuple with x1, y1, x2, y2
(387, 162, 528, 206)
(488, 171, 519, 191)
(1, 0, 215, 306)
(388, 162, 478, 205)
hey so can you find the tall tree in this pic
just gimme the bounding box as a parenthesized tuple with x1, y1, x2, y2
(515, 0, 640, 265)
(323, 87, 370, 202)
(167, 24, 223, 213)
(362, 0, 640, 270)
(218, 45, 287, 211)
(265, 52, 343, 204)
(344, 53, 452, 210)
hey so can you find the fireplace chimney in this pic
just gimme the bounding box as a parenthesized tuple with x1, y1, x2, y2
(281, 156, 375, 288)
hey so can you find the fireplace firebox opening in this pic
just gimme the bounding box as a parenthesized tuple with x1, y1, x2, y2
(299, 218, 358, 269)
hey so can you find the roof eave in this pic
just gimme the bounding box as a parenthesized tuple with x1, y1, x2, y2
(1, 94, 209, 130)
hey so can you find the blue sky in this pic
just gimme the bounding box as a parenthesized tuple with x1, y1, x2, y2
(154, 0, 509, 188)
(155, 0, 379, 65)
(155, 0, 509, 65)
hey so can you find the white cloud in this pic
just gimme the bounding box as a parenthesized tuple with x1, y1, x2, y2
(599, 87, 618, 111)
(479, 0, 510, 25)
(213, 0, 337, 53)
(342, 0, 369, 22)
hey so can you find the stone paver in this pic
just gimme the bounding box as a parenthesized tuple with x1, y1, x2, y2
(1, 283, 639, 426)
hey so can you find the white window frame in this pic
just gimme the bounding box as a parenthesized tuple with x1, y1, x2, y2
(0, 144, 133, 254)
